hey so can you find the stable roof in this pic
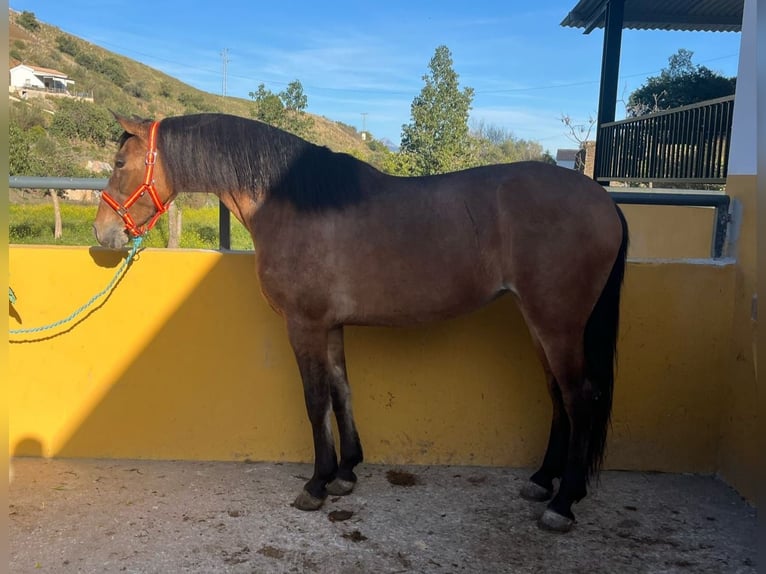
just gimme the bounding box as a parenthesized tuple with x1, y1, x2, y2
(561, 0, 743, 33)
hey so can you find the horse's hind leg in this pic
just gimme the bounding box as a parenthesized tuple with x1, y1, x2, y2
(287, 321, 338, 511)
(520, 358, 569, 502)
(538, 346, 593, 532)
(325, 326, 364, 496)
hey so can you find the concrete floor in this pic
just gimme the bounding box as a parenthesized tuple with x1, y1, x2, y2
(9, 458, 757, 574)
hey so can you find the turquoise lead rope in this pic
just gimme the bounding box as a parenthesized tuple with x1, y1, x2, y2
(9, 236, 144, 337)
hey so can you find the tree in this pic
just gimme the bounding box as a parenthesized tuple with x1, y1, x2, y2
(10, 114, 93, 241)
(17, 11, 40, 32)
(400, 45, 475, 175)
(627, 49, 736, 116)
(167, 202, 182, 248)
(249, 84, 285, 125)
(470, 120, 553, 166)
(560, 114, 596, 171)
(249, 81, 313, 138)
(280, 80, 308, 112)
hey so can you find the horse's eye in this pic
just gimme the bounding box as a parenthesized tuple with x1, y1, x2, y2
(115, 159, 126, 169)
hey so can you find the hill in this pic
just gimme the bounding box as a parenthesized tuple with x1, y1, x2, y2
(8, 9, 382, 169)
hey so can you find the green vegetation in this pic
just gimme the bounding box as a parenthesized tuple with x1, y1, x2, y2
(627, 49, 736, 115)
(8, 10, 555, 250)
(17, 10, 40, 31)
(249, 80, 313, 138)
(10, 120, 94, 178)
(400, 45, 475, 175)
(385, 45, 553, 175)
(49, 99, 124, 146)
(9, 202, 254, 250)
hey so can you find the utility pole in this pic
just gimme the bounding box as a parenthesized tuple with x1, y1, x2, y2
(221, 48, 229, 98)
(361, 112, 368, 140)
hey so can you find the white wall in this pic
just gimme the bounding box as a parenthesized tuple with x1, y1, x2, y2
(9, 66, 44, 89)
(728, 0, 756, 176)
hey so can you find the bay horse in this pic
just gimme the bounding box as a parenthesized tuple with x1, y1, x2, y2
(93, 113, 628, 532)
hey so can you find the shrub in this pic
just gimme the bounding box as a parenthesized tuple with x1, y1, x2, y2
(124, 81, 147, 99)
(75, 51, 98, 69)
(50, 99, 123, 145)
(56, 34, 80, 57)
(17, 11, 40, 31)
(98, 57, 129, 87)
(159, 81, 173, 98)
(177, 92, 206, 113)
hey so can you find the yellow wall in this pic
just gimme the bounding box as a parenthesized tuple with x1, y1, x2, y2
(716, 175, 758, 501)
(713, 0, 759, 502)
(619, 204, 717, 259)
(8, 246, 740, 476)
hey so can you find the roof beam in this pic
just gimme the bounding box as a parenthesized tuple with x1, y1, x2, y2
(580, 1, 608, 33)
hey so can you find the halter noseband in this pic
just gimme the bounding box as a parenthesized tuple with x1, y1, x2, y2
(100, 121, 170, 237)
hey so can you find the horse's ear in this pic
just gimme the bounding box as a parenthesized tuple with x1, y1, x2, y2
(111, 110, 152, 138)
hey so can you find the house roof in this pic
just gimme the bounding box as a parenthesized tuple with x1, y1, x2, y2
(556, 149, 580, 162)
(12, 62, 69, 79)
(561, 0, 743, 33)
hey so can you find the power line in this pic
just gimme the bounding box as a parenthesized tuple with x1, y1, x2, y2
(66, 33, 739, 98)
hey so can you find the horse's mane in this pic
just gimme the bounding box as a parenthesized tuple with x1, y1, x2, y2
(155, 113, 371, 211)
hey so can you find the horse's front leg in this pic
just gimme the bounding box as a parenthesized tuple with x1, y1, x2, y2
(325, 326, 364, 496)
(288, 321, 338, 511)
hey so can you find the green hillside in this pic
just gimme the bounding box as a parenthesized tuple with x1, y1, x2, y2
(8, 8, 381, 170)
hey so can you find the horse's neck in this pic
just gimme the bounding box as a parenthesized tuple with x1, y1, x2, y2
(214, 189, 260, 234)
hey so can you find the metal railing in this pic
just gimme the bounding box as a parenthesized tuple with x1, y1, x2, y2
(596, 95, 735, 184)
(9, 176, 232, 250)
(9, 177, 730, 257)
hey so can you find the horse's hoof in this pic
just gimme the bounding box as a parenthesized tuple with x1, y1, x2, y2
(538, 508, 574, 533)
(519, 481, 553, 502)
(292, 490, 325, 511)
(326, 478, 355, 496)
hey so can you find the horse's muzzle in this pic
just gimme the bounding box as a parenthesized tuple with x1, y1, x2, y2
(93, 224, 130, 249)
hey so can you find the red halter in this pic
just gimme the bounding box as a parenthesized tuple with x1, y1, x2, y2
(100, 121, 170, 237)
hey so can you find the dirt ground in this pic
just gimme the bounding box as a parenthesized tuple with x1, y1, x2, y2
(8, 458, 757, 574)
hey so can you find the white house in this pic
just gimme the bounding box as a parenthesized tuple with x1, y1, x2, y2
(9, 63, 74, 93)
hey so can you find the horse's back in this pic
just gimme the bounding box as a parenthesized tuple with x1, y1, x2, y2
(254, 160, 624, 329)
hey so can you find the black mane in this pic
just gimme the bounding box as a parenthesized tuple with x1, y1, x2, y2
(156, 113, 371, 211)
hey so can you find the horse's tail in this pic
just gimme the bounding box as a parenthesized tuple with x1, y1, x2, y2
(584, 204, 628, 481)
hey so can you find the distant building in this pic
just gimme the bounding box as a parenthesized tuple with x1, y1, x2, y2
(555, 149, 579, 170)
(9, 63, 74, 93)
(555, 145, 595, 179)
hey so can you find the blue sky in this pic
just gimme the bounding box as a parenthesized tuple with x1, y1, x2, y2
(10, 1, 742, 153)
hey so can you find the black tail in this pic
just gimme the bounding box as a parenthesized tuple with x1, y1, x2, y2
(584, 205, 628, 481)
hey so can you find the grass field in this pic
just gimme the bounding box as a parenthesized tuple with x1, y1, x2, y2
(9, 202, 254, 250)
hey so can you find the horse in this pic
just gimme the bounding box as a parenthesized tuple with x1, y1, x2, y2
(93, 113, 628, 533)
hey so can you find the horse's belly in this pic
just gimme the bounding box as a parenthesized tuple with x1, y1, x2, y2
(333, 269, 504, 327)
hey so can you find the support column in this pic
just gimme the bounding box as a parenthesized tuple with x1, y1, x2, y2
(594, 0, 625, 183)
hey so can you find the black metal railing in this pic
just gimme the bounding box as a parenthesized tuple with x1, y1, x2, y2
(596, 95, 735, 184)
